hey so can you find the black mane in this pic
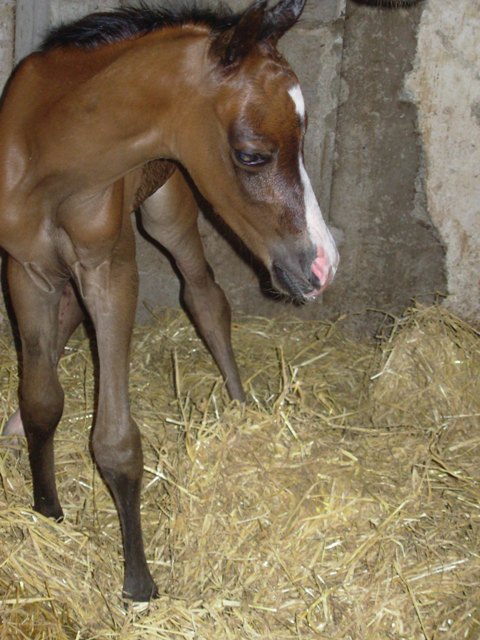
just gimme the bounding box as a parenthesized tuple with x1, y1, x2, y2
(41, 1, 241, 51)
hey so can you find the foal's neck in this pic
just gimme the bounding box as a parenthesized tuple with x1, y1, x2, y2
(38, 27, 211, 192)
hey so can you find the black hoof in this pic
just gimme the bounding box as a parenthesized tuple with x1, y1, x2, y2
(122, 578, 158, 604)
(34, 501, 64, 522)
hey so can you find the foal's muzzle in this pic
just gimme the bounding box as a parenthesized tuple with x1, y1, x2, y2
(271, 238, 338, 302)
(272, 264, 333, 301)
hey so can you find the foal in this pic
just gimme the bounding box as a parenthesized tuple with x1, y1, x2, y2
(0, 0, 338, 600)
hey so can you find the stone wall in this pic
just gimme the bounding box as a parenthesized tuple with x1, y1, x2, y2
(326, 0, 446, 327)
(406, 0, 480, 325)
(0, 0, 14, 89)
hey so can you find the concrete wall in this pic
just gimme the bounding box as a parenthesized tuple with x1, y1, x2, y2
(326, 0, 446, 328)
(406, 0, 480, 325)
(0, 0, 14, 90)
(0, 0, 477, 331)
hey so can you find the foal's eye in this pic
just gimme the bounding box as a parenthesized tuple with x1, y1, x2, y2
(233, 149, 270, 168)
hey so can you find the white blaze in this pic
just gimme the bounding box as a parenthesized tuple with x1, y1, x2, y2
(288, 85, 339, 279)
(288, 84, 306, 123)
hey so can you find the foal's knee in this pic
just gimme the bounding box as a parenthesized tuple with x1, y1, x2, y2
(91, 417, 143, 480)
(20, 377, 64, 436)
(184, 272, 230, 316)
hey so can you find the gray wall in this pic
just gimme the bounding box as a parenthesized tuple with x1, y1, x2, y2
(0, 0, 477, 332)
(326, 0, 446, 324)
(0, 1, 14, 99)
(407, 0, 480, 324)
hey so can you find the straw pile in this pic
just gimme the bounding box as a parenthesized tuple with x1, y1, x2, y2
(0, 304, 479, 639)
(372, 305, 480, 431)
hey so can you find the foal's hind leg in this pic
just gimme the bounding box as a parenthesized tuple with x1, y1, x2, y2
(141, 171, 245, 402)
(2, 281, 84, 443)
(7, 258, 67, 520)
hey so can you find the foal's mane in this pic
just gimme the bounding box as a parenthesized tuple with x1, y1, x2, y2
(41, 1, 241, 51)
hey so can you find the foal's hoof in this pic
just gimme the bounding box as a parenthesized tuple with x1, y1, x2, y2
(34, 501, 64, 523)
(122, 577, 158, 605)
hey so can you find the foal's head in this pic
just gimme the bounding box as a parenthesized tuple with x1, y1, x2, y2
(179, 0, 339, 301)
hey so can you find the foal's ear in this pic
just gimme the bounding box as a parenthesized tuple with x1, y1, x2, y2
(212, 0, 268, 68)
(261, 0, 307, 43)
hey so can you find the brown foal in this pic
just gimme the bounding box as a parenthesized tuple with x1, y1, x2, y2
(0, 0, 339, 600)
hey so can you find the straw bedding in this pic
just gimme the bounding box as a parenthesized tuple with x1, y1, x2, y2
(0, 304, 479, 639)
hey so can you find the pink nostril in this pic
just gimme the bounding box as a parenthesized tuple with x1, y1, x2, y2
(311, 256, 329, 288)
(310, 251, 337, 294)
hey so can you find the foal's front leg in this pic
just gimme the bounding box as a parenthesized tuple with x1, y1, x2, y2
(73, 243, 156, 601)
(141, 171, 245, 402)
